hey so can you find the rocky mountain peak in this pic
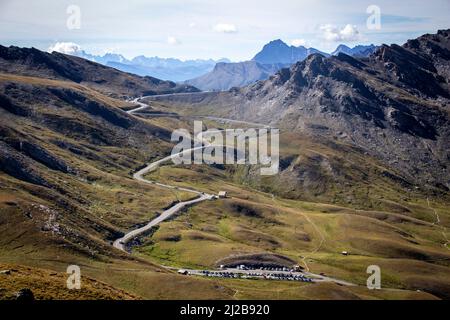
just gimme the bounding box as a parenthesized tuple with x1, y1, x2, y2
(252, 39, 328, 65)
(265, 39, 290, 48)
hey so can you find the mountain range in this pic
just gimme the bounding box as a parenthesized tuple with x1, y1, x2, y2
(149, 29, 450, 195)
(62, 49, 229, 82)
(331, 44, 379, 57)
(186, 41, 378, 91)
(1, 29, 450, 300)
(53, 41, 378, 91)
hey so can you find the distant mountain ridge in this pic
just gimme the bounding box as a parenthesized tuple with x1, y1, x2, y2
(76, 51, 128, 65)
(332, 44, 379, 57)
(48, 40, 381, 91)
(61, 49, 229, 82)
(186, 39, 328, 91)
(186, 39, 379, 91)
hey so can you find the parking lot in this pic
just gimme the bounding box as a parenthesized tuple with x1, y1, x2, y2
(179, 265, 315, 283)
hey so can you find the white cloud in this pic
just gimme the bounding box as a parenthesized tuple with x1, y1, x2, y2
(48, 42, 81, 54)
(189, 22, 197, 28)
(291, 39, 307, 47)
(320, 24, 360, 42)
(213, 23, 237, 33)
(167, 36, 181, 45)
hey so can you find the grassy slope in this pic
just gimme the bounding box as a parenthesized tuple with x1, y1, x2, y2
(137, 164, 450, 299)
(132, 115, 450, 299)
(1, 73, 449, 300)
(0, 74, 236, 300)
(0, 263, 139, 300)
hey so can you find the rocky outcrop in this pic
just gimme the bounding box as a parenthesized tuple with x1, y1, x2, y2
(157, 30, 450, 193)
(0, 141, 51, 187)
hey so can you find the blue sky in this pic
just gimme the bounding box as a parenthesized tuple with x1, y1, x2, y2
(0, 0, 449, 61)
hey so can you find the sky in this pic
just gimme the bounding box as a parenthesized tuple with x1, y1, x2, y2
(0, 0, 449, 61)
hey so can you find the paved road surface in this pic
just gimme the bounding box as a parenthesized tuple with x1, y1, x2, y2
(113, 193, 213, 251)
(126, 98, 149, 114)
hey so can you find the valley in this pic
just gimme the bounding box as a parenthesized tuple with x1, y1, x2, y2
(1, 29, 450, 301)
(110, 99, 360, 287)
(127, 97, 448, 298)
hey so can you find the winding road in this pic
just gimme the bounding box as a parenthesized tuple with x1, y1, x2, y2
(113, 100, 215, 251)
(115, 97, 266, 251)
(112, 95, 356, 286)
(126, 98, 151, 114)
(113, 193, 213, 251)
